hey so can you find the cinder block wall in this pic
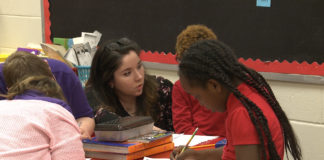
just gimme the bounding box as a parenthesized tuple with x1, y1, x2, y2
(269, 80, 324, 160)
(1, 0, 323, 159)
(0, 0, 42, 54)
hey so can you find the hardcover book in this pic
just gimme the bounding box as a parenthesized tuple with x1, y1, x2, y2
(95, 116, 154, 141)
(127, 131, 173, 143)
(83, 135, 173, 154)
(85, 142, 174, 160)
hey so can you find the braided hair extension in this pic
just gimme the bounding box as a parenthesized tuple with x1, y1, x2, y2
(179, 40, 301, 160)
(180, 47, 275, 159)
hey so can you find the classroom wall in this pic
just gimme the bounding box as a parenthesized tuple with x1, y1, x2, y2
(0, 0, 43, 54)
(0, 0, 323, 159)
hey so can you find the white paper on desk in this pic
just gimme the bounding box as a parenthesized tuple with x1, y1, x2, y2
(172, 134, 218, 147)
(143, 157, 169, 160)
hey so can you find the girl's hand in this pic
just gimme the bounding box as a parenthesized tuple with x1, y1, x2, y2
(170, 146, 183, 160)
(170, 146, 200, 160)
(79, 127, 92, 140)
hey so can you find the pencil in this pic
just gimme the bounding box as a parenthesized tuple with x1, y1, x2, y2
(189, 144, 215, 149)
(180, 127, 199, 154)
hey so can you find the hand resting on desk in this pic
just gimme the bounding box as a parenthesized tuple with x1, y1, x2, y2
(170, 146, 223, 160)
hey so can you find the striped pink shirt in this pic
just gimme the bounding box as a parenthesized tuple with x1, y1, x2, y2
(0, 99, 85, 160)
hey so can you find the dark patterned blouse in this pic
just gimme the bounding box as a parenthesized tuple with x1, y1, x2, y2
(85, 75, 174, 131)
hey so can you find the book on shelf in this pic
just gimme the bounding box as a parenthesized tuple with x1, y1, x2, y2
(85, 142, 174, 160)
(127, 131, 173, 143)
(95, 116, 154, 141)
(83, 134, 173, 154)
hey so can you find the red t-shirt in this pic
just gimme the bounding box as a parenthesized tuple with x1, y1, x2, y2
(222, 83, 284, 160)
(172, 80, 227, 136)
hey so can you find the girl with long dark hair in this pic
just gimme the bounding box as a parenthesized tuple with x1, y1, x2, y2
(85, 37, 174, 131)
(171, 40, 301, 160)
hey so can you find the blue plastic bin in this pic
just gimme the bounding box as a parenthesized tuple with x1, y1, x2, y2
(76, 66, 91, 87)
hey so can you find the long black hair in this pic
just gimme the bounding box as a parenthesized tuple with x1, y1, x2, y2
(179, 40, 301, 160)
(85, 37, 160, 120)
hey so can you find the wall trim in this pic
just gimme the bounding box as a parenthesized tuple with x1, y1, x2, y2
(143, 62, 324, 85)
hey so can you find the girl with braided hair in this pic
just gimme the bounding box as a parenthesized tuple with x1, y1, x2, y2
(170, 40, 301, 160)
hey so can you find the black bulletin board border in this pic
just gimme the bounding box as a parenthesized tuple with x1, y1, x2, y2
(43, 0, 324, 76)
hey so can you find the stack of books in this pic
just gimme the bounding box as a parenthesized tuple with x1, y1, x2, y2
(83, 131, 174, 160)
(84, 116, 173, 159)
(94, 116, 155, 142)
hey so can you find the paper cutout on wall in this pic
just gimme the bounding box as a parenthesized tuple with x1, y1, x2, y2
(256, 0, 271, 7)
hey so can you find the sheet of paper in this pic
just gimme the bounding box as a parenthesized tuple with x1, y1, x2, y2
(77, 51, 92, 66)
(172, 134, 218, 147)
(82, 30, 102, 47)
(73, 37, 84, 45)
(74, 42, 92, 66)
(256, 0, 271, 7)
(83, 33, 98, 48)
(93, 30, 102, 44)
(64, 48, 78, 65)
(143, 157, 170, 160)
(26, 42, 42, 49)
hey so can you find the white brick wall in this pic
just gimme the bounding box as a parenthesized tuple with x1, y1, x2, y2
(289, 121, 324, 160)
(268, 80, 324, 159)
(147, 68, 179, 83)
(269, 81, 324, 123)
(0, 0, 41, 16)
(0, 0, 42, 54)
